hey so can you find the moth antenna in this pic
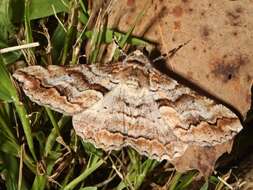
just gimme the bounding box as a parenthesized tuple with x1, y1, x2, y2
(152, 40, 192, 72)
(168, 40, 191, 58)
(113, 34, 127, 59)
(152, 40, 191, 63)
(152, 53, 167, 63)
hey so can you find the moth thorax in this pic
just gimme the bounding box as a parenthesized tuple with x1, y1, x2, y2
(126, 78, 140, 89)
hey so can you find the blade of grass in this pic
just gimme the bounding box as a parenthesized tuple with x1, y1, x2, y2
(200, 181, 209, 190)
(176, 171, 198, 190)
(80, 187, 97, 190)
(113, 5, 148, 60)
(88, 10, 106, 63)
(134, 159, 158, 189)
(71, 0, 89, 65)
(44, 115, 70, 157)
(51, 24, 67, 64)
(31, 152, 62, 190)
(18, 144, 24, 190)
(116, 149, 158, 190)
(0, 134, 19, 158)
(14, 100, 37, 160)
(0, 55, 37, 160)
(78, 0, 89, 24)
(61, 0, 79, 65)
(0, 107, 16, 142)
(2, 154, 18, 190)
(24, 0, 37, 65)
(0, 0, 15, 35)
(31, 160, 54, 190)
(71, 19, 86, 65)
(63, 154, 104, 190)
(0, 63, 18, 101)
(0, 130, 36, 174)
(45, 108, 61, 136)
(29, 0, 68, 20)
(60, 166, 75, 189)
(24, 0, 33, 43)
(81, 141, 103, 158)
(81, 29, 149, 46)
(169, 172, 182, 190)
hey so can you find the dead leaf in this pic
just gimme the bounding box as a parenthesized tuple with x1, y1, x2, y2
(107, 0, 253, 118)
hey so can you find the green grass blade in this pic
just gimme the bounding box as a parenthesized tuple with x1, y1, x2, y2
(0, 111, 16, 142)
(18, 145, 24, 190)
(45, 108, 61, 136)
(0, 0, 14, 34)
(61, 0, 78, 65)
(119, 8, 146, 47)
(0, 118, 36, 174)
(200, 181, 209, 190)
(0, 55, 37, 160)
(82, 29, 149, 46)
(60, 166, 75, 189)
(88, 19, 106, 63)
(51, 24, 67, 64)
(0, 0, 22, 64)
(134, 159, 158, 189)
(0, 136, 19, 157)
(113, 6, 147, 60)
(116, 149, 158, 190)
(0, 58, 18, 99)
(31, 153, 60, 190)
(13, 101, 37, 160)
(2, 154, 18, 190)
(24, 0, 33, 43)
(176, 171, 198, 190)
(24, 0, 37, 65)
(80, 187, 97, 190)
(169, 172, 182, 190)
(63, 155, 104, 190)
(44, 115, 70, 157)
(29, 0, 69, 20)
(78, 0, 89, 24)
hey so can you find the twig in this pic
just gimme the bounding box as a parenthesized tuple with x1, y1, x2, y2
(0, 42, 40, 54)
(218, 176, 233, 190)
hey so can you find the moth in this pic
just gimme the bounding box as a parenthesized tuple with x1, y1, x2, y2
(13, 50, 242, 176)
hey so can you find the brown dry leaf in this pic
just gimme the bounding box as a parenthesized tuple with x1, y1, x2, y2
(107, 0, 253, 118)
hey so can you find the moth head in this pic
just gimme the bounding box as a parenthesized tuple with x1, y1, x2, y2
(124, 50, 151, 67)
(116, 50, 152, 89)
